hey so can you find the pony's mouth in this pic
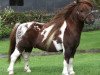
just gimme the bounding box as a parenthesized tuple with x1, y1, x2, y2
(84, 19, 95, 25)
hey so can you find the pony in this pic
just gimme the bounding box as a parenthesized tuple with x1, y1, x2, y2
(7, 0, 95, 75)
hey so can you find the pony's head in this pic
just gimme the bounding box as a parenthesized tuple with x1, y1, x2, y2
(75, 0, 95, 24)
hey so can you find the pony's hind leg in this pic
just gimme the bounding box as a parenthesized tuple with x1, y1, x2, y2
(22, 51, 31, 73)
(7, 48, 21, 75)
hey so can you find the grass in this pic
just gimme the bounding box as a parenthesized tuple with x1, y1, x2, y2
(0, 53, 100, 75)
(0, 39, 9, 54)
(78, 30, 100, 50)
(74, 53, 100, 75)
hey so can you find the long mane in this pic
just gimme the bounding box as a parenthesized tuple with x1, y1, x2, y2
(41, 1, 93, 48)
(42, 2, 78, 48)
(53, 1, 93, 21)
(52, 2, 77, 20)
(44, 2, 77, 28)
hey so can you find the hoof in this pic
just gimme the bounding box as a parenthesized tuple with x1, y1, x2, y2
(7, 69, 14, 75)
(8, 71, 14, 75)
(27, 69, 31, 73)
(69, 71, 75, 75)
(9, 74, 14, 75)
(62, 73, 69, 75)
(24, 69, 31, 73)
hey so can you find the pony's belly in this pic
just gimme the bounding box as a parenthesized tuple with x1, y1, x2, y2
(36, 41, 62, 52)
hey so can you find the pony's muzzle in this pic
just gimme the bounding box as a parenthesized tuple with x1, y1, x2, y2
(85, 13, 95, 25)
(85, 18, 95, 25)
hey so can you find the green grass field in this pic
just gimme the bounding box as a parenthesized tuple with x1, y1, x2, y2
(0, 53, 100, 75)
(78, 30, 100, 50)
(0, 30, 100, 75)
(0, 39, 9, 54)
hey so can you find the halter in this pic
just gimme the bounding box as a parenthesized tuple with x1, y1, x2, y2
(83, 10, 95, 22)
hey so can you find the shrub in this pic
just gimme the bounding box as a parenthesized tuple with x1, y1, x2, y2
(0, 9, 53, 27)
(0, 7, 53, 39)
(0, 16, 11, 39)
(83, 20, 100, 32)
(0, 26, 11, 39)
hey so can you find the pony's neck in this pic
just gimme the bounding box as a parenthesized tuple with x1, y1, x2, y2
(66, 13, 84, 35)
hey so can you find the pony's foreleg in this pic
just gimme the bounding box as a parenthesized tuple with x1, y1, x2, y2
(7, 48, 21, 75)
(67, 58, 75, 75)
(22, 52, 31, 73)
(62, 60, 69, 75)
(62, 48, 75, 75)
(62, 45, 69, 75)
(62, 58, 75, 75)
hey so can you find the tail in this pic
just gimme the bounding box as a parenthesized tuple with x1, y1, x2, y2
(8, 23, 20, 62)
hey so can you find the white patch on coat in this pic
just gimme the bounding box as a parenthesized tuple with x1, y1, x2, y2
(58, 21, 67, 41)
(7, 48, 21, 75)
(41, 25, 54, 42)
(62, 60, 69, 75)
(53, 21, 67, 51)
(53, 40, 62, 51)
(16, 22, 34, 44)
(18, 22, 34, 35)
(68, 58, 75, 75)
(62, 59, 75, 75)
(33, 25, 41, 31)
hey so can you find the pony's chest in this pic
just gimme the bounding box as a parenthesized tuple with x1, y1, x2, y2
(41, 21, 67, 42)
(37, 21, 67, 51)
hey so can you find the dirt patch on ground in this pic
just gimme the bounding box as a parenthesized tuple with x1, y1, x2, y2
(0, 54, 8, 58)
(77, 49, 100, 53)
(31, 49, 100, 56)
(0, 49, 100, 58)
(31, 51, 62, 56)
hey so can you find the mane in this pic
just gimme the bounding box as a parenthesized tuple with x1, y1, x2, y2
(53, 1, 93, 20)
(42, 1, 93, 49)
(42, 2, 78, 49)
(44, 2, 77, 28)
(52, 2, 77, 20)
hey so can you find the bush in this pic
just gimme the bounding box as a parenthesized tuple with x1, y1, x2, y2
(0, 9, 53, 26)
(0, 16, 11, 39)
(83, 20, 100, 32)
(0, 7, 53, 39)
(0, 26, 11, 39)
